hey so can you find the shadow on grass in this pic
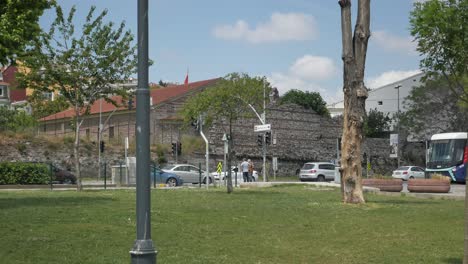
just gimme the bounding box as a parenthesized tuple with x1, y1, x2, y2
(0, 196, 114, 210)
(443, 257, 462, 264)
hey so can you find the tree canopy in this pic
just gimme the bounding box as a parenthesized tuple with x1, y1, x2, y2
(364, 108, 391, 138)
(0, 0, 54, 65)
(280, 89, 330, 117)
(410, 0, 467, 103)
(181, 72, 270, 193)
(400, 74, 468, 139)
(17, 5, 136, 190)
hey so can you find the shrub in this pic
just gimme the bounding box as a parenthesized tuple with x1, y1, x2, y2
(0, 162, 51, 185)
(430, 173, 451, 181)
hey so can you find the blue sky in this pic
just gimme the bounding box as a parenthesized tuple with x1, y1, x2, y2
(40, 0, 423, 104)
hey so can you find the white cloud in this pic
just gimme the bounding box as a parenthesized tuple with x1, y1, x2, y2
(213, 12, 317, 44)
(372, 30, 417, 55)
(366, 70, 421, 89)
(267, 55, 340, 103)
(290, 55, 336, 80)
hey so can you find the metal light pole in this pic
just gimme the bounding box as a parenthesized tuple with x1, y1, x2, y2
(395, 84, 401, 167)
(262, 83, 267, 182)
(130, 0, 156, 263)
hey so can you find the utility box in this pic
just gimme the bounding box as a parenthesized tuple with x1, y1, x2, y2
(111, 164, 128, 186)
(334, 167, 341, 184)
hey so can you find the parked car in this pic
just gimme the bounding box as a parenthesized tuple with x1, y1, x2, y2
(150, 166, 184, 186)
(48, 164, 76, 184)
(211, 166, 259, 182)
(162, 164, 213, 184)
(392, 166, 425, 181)
(299, 162, 336, 182)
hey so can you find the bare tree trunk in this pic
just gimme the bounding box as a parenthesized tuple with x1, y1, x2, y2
(226, 122, 233, 193)
(339, 0, 370, 204)
(74, 107, 83, 191)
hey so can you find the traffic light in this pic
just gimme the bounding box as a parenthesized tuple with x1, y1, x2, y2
(191, 117, 199, 131)
(171, 143, 176, 155)
(100, 140, 105, 153)
(177, 142, 182, 155)
(265, 132, 271, 145)
(257, 134, 263, 146)
(128, 98, 134, 110)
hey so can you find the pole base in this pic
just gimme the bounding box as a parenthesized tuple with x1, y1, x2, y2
(130, 239, 157, 264)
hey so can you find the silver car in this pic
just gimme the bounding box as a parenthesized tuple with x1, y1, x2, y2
(162, 164, 213, 184)
(299, 162, 336, 182)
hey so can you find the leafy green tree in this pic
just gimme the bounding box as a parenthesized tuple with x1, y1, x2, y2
(400, 75, 468, 139)
(364, 108, 391, 138)
(0, 0, 54, 65)
(0, 106, 36, 132)
(410, 0, 467, 103)
(280, 89, 330, 117)
(28, 91, 70, 119)
(181, 72, 270, 193)
(17, 6, 136, 190)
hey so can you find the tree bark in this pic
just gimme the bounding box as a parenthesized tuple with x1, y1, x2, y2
(339, 0, 370, 204)
(74, 106, 83, 191)
(226, 122, 233, 193)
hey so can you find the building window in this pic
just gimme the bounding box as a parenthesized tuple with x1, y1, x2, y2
(0, 85, 5, 96)
(42, 92, 53, 101)
(378, 101, 383, 105)
(109, 126, 115, 138)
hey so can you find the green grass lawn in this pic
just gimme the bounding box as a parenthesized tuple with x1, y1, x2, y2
(0, 185, 464, 264)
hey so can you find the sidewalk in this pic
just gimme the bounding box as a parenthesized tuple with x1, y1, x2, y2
(241, 181, 466, 201)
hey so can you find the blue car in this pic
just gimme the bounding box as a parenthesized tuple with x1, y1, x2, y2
(150, 166, 184, 187)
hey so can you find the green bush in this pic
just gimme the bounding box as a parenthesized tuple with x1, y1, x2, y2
(0, 162, 51, 185)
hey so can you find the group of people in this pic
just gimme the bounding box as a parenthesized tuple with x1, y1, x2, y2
(240, 158, 255, 182)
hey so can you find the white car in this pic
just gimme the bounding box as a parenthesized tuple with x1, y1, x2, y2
(392, 166, 425, 180)
(299, 162, 336, 182)
(211, 166, 259, 182)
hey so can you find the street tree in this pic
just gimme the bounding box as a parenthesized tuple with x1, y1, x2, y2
(0, 0, 54, 65)
(17, 6, 136, 190)
(364, 108, 391, 138)
(400, 75, 468, 139)
(338, 0, 371, 203)
(280, 89, 330, 117)
(410, 2, 468, 259)
(181, 73, 269, 193)
(410, 0, 467, 104)
(28, 91, 70, 119)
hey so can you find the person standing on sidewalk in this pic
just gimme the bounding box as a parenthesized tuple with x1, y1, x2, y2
(248, 159, 254, 182)
(240, 158, 249, 182)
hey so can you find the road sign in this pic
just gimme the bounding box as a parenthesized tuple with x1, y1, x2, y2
(254, 124, 271, 132)
(217, 162, 222, 173)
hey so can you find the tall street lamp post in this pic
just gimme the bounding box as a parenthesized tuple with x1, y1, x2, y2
(130, 0, 156, 263)
(395, 84, 401, 167)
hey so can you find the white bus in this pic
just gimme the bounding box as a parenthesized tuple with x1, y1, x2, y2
(426, 132, 467, 182)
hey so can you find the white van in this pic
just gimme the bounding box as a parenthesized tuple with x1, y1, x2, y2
(299, 162, 336, 182)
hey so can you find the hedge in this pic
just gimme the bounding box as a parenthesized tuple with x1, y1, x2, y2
(0, 162, 51, 185)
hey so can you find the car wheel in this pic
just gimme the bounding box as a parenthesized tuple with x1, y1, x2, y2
(166, 178, 177, 187)
(409, 176, 415, 180)
(63, 179, 72, 184)
(202, 177, 212, 184)
(317, 175, 325, 182)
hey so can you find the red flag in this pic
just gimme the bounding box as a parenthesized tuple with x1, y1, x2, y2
(184, 71, 189, 86)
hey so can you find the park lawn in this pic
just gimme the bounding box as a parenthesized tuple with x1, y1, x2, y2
(0, 185, 464, 264)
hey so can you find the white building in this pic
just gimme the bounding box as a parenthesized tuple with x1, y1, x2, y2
(327, 72, 424, 117)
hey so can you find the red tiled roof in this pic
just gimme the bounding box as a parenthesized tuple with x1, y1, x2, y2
(39, 78, 220, 122)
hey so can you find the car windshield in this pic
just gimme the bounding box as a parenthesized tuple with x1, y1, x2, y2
(396, 166, 409, 171)
(162, 165, 175, 170)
